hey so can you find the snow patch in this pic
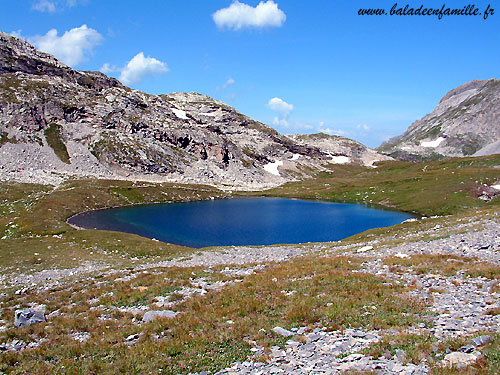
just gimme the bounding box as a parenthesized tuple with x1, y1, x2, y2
(171, 108, 188, 120)
(199, 112, 216, 117)
(491, 185, 500, 191)
(330, 156, 350, 164)
(420, 137, 445, 148)
(263, 160, 283, 176)
(290, 154, 300, 161)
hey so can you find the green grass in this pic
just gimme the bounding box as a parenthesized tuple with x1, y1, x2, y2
(241, 155, 500, 217)
(44, 123, 71, 164)
(0, 256, 426, 374)
(384, 254, 500, 279)
(0, 153, 500, 373)
(0, 179, 228, 274)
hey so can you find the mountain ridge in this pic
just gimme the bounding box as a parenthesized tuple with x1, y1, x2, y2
(0, 31, 389, 189)
(378, 78, 500, 161)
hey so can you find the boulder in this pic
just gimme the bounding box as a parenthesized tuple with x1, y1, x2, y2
(14, 309, 46, 328)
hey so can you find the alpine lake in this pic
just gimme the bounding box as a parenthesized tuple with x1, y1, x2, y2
(68, 197, 415, 248)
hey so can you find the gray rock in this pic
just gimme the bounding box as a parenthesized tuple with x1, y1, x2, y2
(307, 333, 321, 342)
(125, 334, 139, 341)
(471, 335, 493, 347)
(142, 310, 179, 323)
(14, 309, 45, 328)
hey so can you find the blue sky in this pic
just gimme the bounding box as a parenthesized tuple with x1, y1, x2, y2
(3, 1, 499, 147)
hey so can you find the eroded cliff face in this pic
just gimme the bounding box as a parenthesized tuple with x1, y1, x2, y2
(378, 79, 500, 161)
(0, 31, 388, 189)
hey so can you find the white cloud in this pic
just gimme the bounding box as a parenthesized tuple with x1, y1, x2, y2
(28, 25, 102, 67)
(32, 0, 56, 12)
(267, 97, 293, 116)
(319, 124, 346, 136)
(267, 97, 293, 128)
(213, 0, 286, 30)
(119, 52, 169, 85)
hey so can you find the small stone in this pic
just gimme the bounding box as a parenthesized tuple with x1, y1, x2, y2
(394, 253, 409, 258)
(395, 349, 407, 363)
(14, 309, 45, 328)
(47, 310, 60, 319)
(340, 353, 364, 362)
(70, 332, 91, 342)
(308, 333, 321, 342)
(351, 330, 366, 338)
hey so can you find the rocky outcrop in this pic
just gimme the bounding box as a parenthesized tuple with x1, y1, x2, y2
(378, 79, 500, 161)
(287, 133, 393, 167)
(0, 31, 388, 189)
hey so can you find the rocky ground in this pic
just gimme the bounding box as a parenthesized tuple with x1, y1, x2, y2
(2, 211, 499, 373)
(194, 217, 500, 374)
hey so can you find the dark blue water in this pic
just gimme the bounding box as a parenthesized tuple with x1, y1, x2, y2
(68, 197, 414, 248)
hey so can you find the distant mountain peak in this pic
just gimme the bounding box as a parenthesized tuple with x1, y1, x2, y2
(379, 78, 500, 161)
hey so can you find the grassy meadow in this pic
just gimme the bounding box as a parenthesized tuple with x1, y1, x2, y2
(0, 155, 500, 373)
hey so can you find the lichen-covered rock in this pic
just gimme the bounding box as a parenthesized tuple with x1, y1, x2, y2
(272, 326, 295, 337)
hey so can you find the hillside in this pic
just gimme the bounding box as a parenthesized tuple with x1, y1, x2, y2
(0, 32, 391, 190)
(378, 79, 500, 161)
